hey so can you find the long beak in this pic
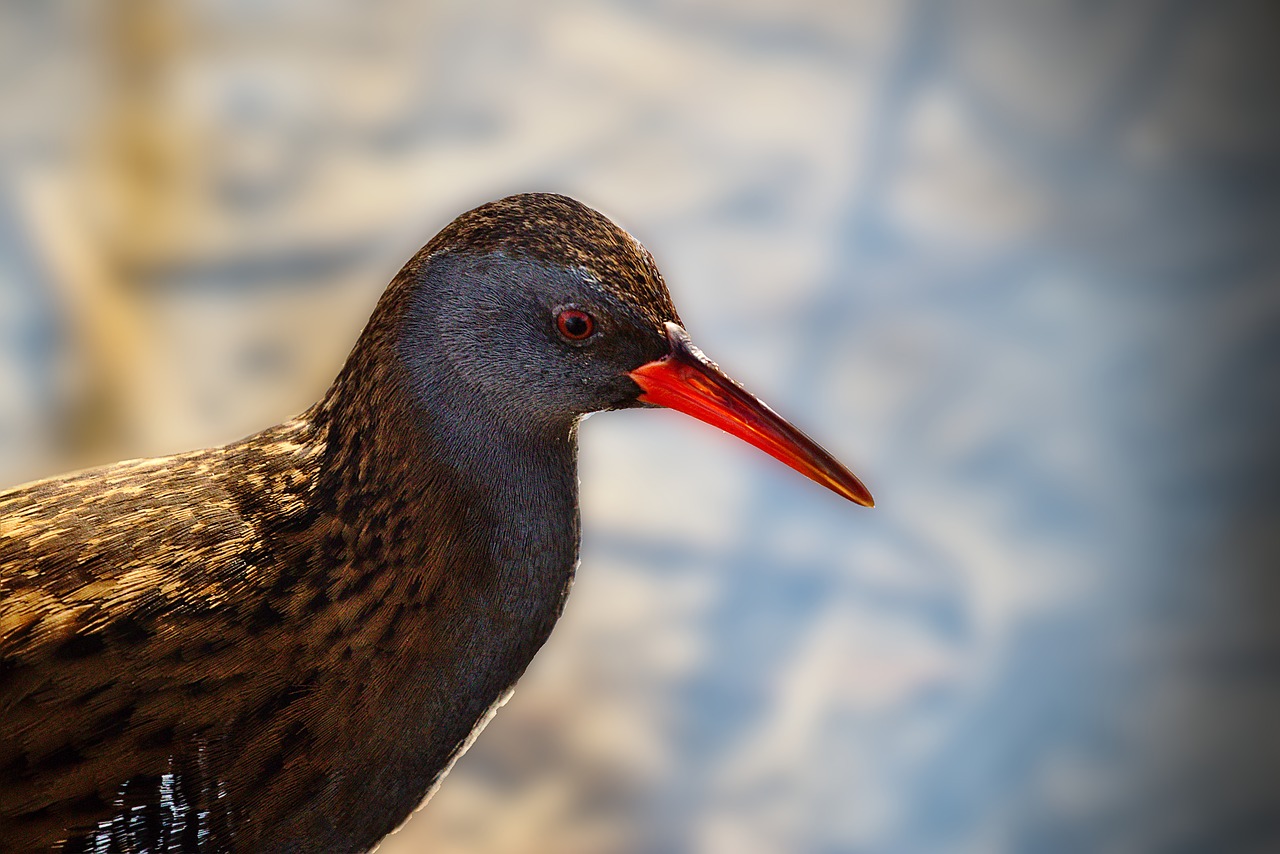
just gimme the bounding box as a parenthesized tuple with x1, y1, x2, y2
(629, 323, 874, 507)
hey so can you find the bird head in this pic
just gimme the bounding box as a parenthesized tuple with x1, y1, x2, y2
(394, 193, 872, 507)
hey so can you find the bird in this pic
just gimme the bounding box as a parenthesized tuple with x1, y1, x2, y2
(0, 193, 872, 852)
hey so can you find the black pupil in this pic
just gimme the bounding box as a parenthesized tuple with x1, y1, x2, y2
(562, 313, 589, 338)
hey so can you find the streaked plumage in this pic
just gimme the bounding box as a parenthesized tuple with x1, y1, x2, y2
(0, 193, 870, 851)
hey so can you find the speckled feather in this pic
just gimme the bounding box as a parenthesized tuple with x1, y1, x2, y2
(413, 192, 677, 330)
(0, 194, 674, 851)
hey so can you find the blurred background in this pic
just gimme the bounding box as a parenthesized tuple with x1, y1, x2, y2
(1, 0, 1278, 851)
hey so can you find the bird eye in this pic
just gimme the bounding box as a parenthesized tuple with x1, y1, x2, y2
(556, 308, 595, 342)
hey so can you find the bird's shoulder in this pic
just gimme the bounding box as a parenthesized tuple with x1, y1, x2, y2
(0, 416, 343, 839)
(0, 415, 326, 659)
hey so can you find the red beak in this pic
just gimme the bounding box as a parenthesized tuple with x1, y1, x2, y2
(629, 323, 874, 507)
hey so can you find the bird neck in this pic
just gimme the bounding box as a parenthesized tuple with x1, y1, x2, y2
(176, 336, 583, 848)
(312, 317, 582, 631)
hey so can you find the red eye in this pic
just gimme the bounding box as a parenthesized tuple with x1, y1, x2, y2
(556, 309, 595, 341)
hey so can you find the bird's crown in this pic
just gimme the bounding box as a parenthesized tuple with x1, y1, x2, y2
(421, 192, 679, 329)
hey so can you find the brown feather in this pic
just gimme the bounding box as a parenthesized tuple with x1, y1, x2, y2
(0, 194, 651, 851)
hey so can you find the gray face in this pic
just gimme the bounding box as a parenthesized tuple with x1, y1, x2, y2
(400, 251, 674, 431)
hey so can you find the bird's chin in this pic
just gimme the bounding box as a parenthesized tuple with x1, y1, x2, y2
(589, 377, 655, 412)
(612, 395, 658, 411)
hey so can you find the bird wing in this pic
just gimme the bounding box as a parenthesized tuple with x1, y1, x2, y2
(0, 440, 330, 849)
